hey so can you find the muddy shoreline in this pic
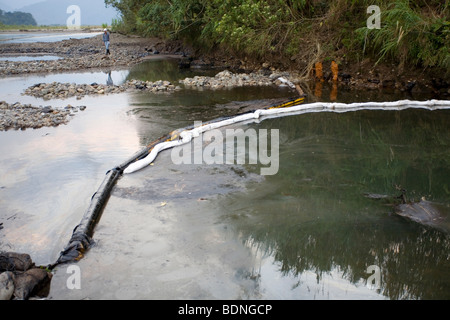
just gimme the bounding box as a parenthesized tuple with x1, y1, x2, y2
(0, 33, 151, 76)
(0, 30, 449, 300)
(0, 31, 448, 95)
(0, 31, 448, 133)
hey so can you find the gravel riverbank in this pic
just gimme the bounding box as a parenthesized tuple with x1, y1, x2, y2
(0, 101, 85, 131)
(23, 79, 182, 100)
(22, 70, 295, 100)
(0, 33, 171, 76)
(180, 69, 292, 89)
(0, 32, 188, 131)
(1, 31, 447, 133)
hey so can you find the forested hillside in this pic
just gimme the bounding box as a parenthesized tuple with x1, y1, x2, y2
(105, 0, 449, 76)
(0, 9, 37, 26)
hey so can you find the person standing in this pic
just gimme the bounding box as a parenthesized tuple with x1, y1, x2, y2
(103, 28, 110, 55)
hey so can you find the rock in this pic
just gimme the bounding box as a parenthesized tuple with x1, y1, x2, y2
(13, 268, 52, 300)
(0, 49, 144, 76)
(0, 102, 73, 131)
(339, 73, 352, 81)
(395, 199, 445, 230)
(41, 106, 53, 113)
(382, 79, 396, 88)
(0, 272, 15, 300)
(180, 70, 278, 90)
(0, 252, 34, 272)
(178, 57, 191, 69)
(367, 79, 380, 84)
(431, 78, 448, 90)
(0, 253, 53, 300)
(23, 79, 180, 100)
(216, 70, 233, 79)
(405, 81, 416, 91)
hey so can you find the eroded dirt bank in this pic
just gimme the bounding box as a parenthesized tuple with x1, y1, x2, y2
(0, 31, 448, 97)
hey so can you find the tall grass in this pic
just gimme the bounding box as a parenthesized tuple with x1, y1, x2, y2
(356, 0, 449, 70)
(105, 0, 449, 72)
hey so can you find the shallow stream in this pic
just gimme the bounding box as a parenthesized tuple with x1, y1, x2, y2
(0, 31, 101, 44)
(0, 57, 449, 299)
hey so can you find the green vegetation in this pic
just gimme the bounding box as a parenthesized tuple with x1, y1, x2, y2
(357, 1, 449, 70)
(0, 9, 37, 26)
(105, 0, 449, 72)
(221, 108, 450, 299)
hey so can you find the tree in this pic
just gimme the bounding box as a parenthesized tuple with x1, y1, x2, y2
(0, 9, 37, 26)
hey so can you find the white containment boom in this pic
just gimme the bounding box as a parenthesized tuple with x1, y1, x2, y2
(123, 99, 450, 175)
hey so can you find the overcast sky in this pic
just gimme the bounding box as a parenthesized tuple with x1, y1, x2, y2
(0, 0, 118, 26)
(1, 0, 113, 11)
(0, 0, 46, 11)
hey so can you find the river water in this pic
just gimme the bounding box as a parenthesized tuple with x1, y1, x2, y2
(0, 56, 449, 300)
(0, 31, 102, 44)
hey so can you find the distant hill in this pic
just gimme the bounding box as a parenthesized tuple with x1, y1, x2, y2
(17, 0, 119, 26)
(0, 9, 37, 26)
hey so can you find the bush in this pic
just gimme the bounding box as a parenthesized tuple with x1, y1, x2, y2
(0, 9, 37, 26)
(355, 0, 449, 70)
(104, 0, 449, 71)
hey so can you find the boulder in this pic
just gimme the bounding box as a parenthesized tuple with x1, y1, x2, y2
(0, 272, 15, 300)
(13, 268, 52, 300)
(0, 252, 34, 272)
(395, 199, 446, 231)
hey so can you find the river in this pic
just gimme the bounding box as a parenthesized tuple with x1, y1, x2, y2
(0, 55, 449, 300)
(0, 31, 102, 44)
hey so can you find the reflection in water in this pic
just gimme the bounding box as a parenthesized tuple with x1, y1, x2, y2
(314, 81, 338, 101)
(314, 81, 323, 99)
(127, 58, 217, 83)
(0, 55, 62, 62)
(330, 82, 338, 101)
(3, 55, 449, 299)
(106, 71, 113, 86)
(0, 32, 102, 44)
(125, 58, 295, 147)
(121, 58, 449, 299)
(0, 94, 140, 265)
(309, 80, 440, 104)
(218, 109, 450, 299)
